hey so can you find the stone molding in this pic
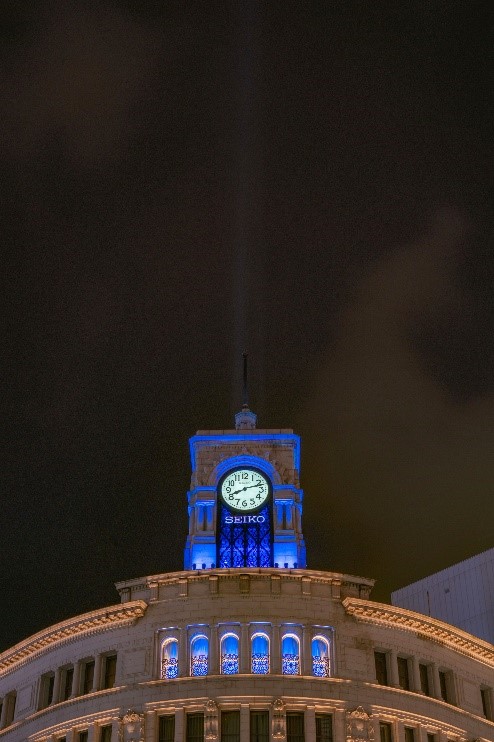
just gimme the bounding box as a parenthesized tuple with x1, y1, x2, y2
(343, 598, 494, 666)
(0, 601, 147, 677)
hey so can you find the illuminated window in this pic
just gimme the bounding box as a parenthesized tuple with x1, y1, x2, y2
(221, 634, 239, 675)
(103, 654, 117, 689)
(162, 639, 179, 679)
(190, 635, 209, 676)
(312, 636, 330, 677)
(251, 633, 269, 674)
(315, 714, 333, 742)
(282, 634, 300, 675)
(159, 715, 175, 742)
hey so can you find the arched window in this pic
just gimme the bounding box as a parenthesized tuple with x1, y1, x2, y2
(312, 636, 330, 677)
(221, 633, 239, 674)
(282, 634, 300, 675)
(161, 638, 178, 679)
(190, 635, 209, 676)
(251, 633, 269, 674)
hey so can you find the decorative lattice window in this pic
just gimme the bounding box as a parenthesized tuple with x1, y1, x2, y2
(190, 635, 209, 676)
(251, 633, 270, 674)
(221, 634, 239, 675)
(161, 639, 179, 679)
(218, 503, 272, 568)
(282, 634, 300, 675)
(312, 636, 330, 677)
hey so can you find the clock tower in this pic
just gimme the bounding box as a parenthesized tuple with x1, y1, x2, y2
(184, 403, 306, 570)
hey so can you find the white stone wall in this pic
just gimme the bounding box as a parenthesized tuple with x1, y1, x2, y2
(1, 569, 493, 742)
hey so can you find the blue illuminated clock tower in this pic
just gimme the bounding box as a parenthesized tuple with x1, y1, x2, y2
(184, 403, 306, 570)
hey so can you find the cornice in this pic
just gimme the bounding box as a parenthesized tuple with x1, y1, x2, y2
(0, 601, 147, 677)
(343, 597, 494, 667)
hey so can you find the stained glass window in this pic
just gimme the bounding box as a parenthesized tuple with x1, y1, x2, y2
(282, 634, 300, 675)
(312, 637, 330, 677)
(218, 503, 272, 568)
(251, 633, 269, 674)
(221, 634, 239, 675)
(161, 639, 178, 679)
(191, 636, 208, 677)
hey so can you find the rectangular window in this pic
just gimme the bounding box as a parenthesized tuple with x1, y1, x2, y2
(374, 652, 388, 685)
(316, 713, 333, 742)
(481, 687, 493, 720)
(221, 710, 240, 742)
(103, 654, 117, 689)
(404, 728, 415, 742)
(186, 713, 204, 742)
(4, 693, 16, 726)
(426, 734, 436, 742)
(100, 725, 112, 742)
(438, 670, 455, 703)
(419, 663, 430, 695)
(79, 732, 88, 742)
(379, 722, 392, 742)
(250, 711, 269, 742)
(39, 673, 55, 709)
(397, 657, 410, 690)
(61, 667, 74, 701)
(82, 660, 95, 694)
(286, 712, 305, 742)
(159, 715, 175, 742)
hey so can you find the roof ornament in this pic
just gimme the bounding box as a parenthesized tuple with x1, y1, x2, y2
(235, 352, 257, 429)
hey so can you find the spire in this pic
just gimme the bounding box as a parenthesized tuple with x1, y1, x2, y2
(235, 352, 257, 429)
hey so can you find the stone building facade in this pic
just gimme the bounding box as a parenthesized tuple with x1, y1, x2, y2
(1, 413, 493, 742)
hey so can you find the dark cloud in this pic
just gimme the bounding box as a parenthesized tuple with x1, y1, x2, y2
(303, 207, 493, 597)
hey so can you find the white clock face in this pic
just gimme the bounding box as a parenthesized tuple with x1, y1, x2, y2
(219, 468, 271, 512)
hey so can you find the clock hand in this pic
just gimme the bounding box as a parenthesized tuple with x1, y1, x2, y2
(230, 483, 262, 495)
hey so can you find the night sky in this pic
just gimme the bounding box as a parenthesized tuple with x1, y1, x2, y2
(2, 2, 493, 652)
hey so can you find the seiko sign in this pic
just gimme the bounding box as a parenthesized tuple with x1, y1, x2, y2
(225, 514, 266, 524)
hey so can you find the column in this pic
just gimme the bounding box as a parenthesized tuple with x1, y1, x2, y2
(210, 627, 219, 675)
(302, 627, 312, 676)
(92, 654, 102, 692)
(334, 710, 346, 742)
(70, 661, 81, 698)
(389, 650, 399, 687)
(305, 706, 316, 741)
(272, 625, 281, 674)
(240, 624, 249, 674)
(52, 668, 62, 705)
(179, 628, 187, 677)
(174, 708, 184, 742)
(88, 724, 97, 742)
(411, 657, 421, 693)
(431, 663, 441, 699)
(144, 710, 155, 742)
(240, 704, 249, 742)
